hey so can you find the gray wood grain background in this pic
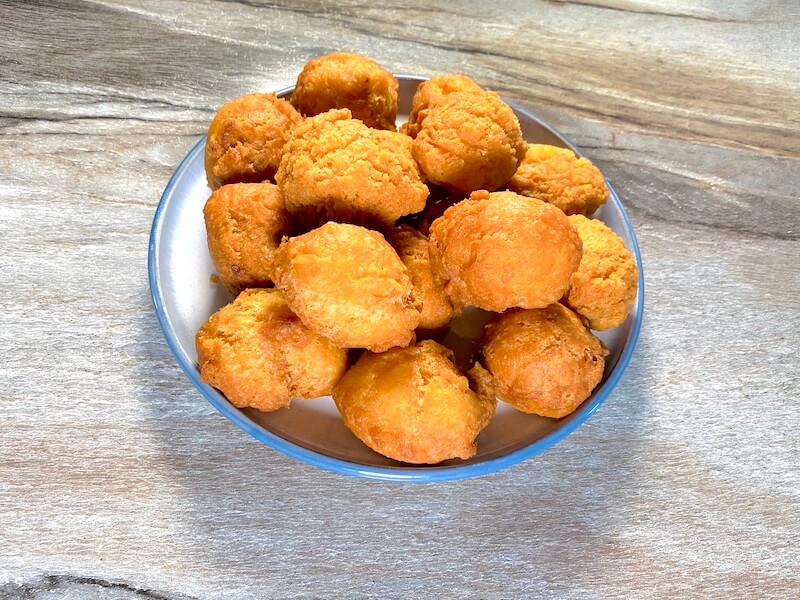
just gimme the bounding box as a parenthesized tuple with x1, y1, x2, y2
(1, 1, 798, 598)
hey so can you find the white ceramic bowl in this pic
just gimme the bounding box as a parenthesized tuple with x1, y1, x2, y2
(148, 75, 644, 482)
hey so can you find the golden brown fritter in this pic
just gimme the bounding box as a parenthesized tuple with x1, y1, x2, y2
(507, 144, 610, 215)
(205, 93, 302, 190)
(291, 52, 399, 130)
(386, 225, 454, 331)
(195, 288, 348, 412)
(481, 303, 608, 419)
(333, 340, 497, 464)
(401, 74, 484, 138)
(276, 109, 429, 227)
(412, 91, 526, 195)
(428, 190, 582, 313)
(563, 214, 639, 330)
(203, 182, 295, 296)
(271, 222, 421, 352)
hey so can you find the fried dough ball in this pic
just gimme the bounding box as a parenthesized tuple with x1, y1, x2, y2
(290, 52, 399, 130)
(402, 74, 484, 138)
(481, 303, 608, 419)
(195, 288, 348, 412)
(205, 93, 302, 190)
(272, 222, 421, 352)
(507, 144, 610, 215)
(563, 214, 639, 330)
(276, 109, 429, 227)
(412, 91, 526, 194)
(203, 182, 295, 296)
(428, 190, 582, 312)
(386, 225, 453, 331)
(333, 340, 497, 463)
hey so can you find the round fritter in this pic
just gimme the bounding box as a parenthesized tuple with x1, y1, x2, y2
(402, 74, 484, 138)
(195, 288, 348, 412)
(203, 182, 295, 296)
(290, 52, 398, 130)
(271, 222, 421, 352)
(507, 144, 610, 215)
(563, 214, 639, 330)
(386, 225, 454, 331)
(333, 340, 497, 464)
(481, 303, 608, 419)
(205, 93, 302, 190)
(412, 91, 526, 195)
(276, 109, 429, 227)
(428, 190, 583, 312)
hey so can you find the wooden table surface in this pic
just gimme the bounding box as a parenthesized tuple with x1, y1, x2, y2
(2, 1, 798, 598)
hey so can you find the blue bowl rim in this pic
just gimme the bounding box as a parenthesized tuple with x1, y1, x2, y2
(148, 79, 645, 483)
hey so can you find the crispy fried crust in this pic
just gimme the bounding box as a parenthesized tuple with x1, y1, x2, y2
(290, 52, 399, 130)
(386, 225, 453, 331)
(401, 74, 484, 138)
(563, 214, 639, 330)
(204, 93, 302, 190)
(428, 190, 583, 312)
(195, 288, 348, 412)
(333, 340, 497, 463)
(203, 182, 295, 296)
(507, 144, 610, 215)
(276, 109, 428, 227)
(481, 303, 608, 419)
(271, 222, 421, 352)
(412, 91, 526, 194)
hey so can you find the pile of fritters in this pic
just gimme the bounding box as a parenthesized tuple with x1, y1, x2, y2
(196, 52, 639, 464)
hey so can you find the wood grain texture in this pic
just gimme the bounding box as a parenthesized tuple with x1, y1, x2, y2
(1, 0, 798, 598)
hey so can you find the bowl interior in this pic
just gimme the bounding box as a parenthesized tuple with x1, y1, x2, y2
(149, 75, 643, 481)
